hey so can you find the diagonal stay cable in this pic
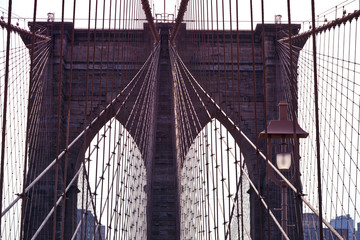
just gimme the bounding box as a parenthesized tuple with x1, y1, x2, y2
(1, 44, 159, 218)
(171, 44, 344, 239)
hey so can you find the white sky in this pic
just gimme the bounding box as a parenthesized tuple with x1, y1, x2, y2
(0, 0, 359, 30)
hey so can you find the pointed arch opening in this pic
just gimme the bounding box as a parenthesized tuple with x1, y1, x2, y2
(76, 117, 147, 239)
(180, 118, 251, 239)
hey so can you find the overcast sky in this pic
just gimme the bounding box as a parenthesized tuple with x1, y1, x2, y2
(0, 0, 359, 30)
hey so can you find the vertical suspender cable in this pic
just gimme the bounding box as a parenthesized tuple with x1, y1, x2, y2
(310, 0, 324, 238)
(259, 0, 271, 239)
(60, 0, 77, 238)
(88, 0, 99, 235)
(234, 0, 244, 236)
(249, 0, 263, 238)
(80, 0, 93, 238)
(20, 0, 37, 238)
(286, 0, 304, 238)
(53, 0, 66, 238)
(98, 0, 107, 228)
(0, 0, 12, 235)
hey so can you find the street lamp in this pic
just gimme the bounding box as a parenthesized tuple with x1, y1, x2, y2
(276, 151, 292, 171)
(260, 102, 308, 239)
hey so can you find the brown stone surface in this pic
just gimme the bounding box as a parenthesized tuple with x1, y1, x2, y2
(23, 21, 304, 240)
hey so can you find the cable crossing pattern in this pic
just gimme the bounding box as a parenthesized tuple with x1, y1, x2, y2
(0, 0, 359, 239)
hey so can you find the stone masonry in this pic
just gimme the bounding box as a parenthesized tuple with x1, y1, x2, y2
(23, 21, 305, 239)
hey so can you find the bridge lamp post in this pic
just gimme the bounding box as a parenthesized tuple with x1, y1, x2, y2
(260, 102, 308, 239)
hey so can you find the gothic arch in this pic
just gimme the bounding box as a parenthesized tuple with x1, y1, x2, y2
(73, 103, 143, 172)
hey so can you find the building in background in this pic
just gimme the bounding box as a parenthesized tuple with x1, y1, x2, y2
(77, 209, 105, 240)
(355, 223, 360, 240)
(330, 214, 354, 240)
(303, 213, 320, 239)
(303, 213, 359, 240)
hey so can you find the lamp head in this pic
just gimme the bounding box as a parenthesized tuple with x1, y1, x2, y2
(276, 152, 292, 171)
(259, 102, 309, 139)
